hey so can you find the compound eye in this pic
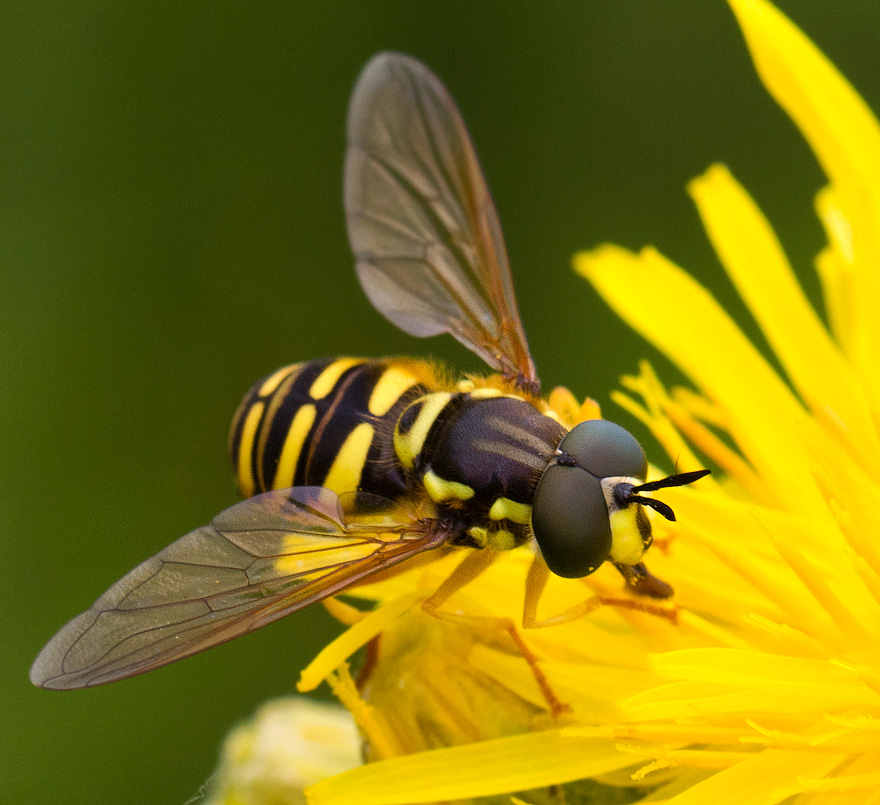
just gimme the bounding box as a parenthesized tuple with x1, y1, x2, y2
(561, 419, 647, 480)
(531, 464, 611, 578)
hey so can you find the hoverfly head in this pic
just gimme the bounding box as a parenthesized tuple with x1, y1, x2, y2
(531, 419, 710, 579)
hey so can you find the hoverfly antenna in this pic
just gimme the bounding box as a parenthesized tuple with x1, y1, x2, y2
(634, 469, 711, 493)
(616, 468, 711, 522)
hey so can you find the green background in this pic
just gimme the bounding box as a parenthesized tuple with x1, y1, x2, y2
(3, 2, 877, 803)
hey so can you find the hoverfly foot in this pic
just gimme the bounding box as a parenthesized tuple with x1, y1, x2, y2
(614, 561, 674, 600)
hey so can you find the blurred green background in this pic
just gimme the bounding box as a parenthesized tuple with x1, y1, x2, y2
(4, 2, 879, 803)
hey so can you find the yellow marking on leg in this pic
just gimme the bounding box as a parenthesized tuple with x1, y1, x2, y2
(258, 363, 299, 397)
(394, 392, 452, 471)
(488, 497, 532, 525)
(486, 527, 517, 552)
(236, 401, 265, 498)
(309, 358, 361, 400)
(466, 526, 489, 548)
(322, 422, 374, 495)
(368, 366, 420, 417)
(422, 469, 474, 503)
(271, 403, 317, 490)
(522, 556, 551, 627)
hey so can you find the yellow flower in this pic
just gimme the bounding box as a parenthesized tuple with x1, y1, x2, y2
(575, 0, 880, 798)
(223, 1, 880, 803)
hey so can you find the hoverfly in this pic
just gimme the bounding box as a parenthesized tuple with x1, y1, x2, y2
(31, 52, 708, 691)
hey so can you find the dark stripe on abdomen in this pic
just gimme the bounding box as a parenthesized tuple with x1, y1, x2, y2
(231, 358, 429, 501)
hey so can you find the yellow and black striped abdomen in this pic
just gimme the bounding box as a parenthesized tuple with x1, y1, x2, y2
(229, 358, 432, 500)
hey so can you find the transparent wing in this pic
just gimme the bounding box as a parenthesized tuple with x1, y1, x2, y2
(345, 52, 538, 389)
(31, 487, 447, 690)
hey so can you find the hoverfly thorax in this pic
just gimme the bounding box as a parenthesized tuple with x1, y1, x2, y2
(393, 386, 566, 552)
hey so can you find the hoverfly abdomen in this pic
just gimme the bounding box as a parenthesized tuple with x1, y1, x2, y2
(230, 357, 431, 499)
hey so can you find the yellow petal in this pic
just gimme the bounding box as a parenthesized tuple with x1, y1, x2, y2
(688, 164, 879, 469)
(648, 649, 879, 709)
(814, 187, 856, 356)
(305, 730, 637, 805)
(729, 0, 880, 411)
(798, 751, 880, 796)
(297, 590, 426, 693)
(661, 748, 848, 805)
(573, 245, 826, 518)
(471, 645, 654, 721)
(728, 0, 880, 183)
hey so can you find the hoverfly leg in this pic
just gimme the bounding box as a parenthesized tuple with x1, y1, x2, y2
(423, 549, 569, 718)
(613, 561, 674, 600)
(522, 557, 615, 628)
(422, 545, 498, 606)
(522, 556, 678, 628)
